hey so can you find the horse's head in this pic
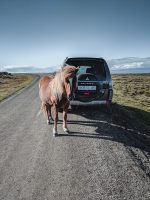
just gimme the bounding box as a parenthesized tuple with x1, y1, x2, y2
(62, 65, 79, 100)
(62, 65, 79, 79)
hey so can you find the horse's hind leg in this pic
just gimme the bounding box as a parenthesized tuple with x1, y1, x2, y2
(40, 102, 47, 118)
(41, 103, 51, 125)
(48, 104, 53, 121)
(46, 104, 51, 125)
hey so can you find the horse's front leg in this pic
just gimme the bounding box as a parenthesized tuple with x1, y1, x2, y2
(53, 107, 58, 136)
(63, 108, 69, 133)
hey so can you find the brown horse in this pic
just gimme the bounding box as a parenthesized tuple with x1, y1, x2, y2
(39, 65, 77, 136)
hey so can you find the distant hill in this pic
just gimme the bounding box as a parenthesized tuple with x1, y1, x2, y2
(1, 57, 150, 73)
(107, 57, 150, 73)
(0, 66, 59, 73)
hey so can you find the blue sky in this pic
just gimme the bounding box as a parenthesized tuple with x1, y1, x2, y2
(0, 0, 150, 68)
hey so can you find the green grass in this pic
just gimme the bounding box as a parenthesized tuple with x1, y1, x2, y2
(112, 73, 150, 127)
(112, 74, 150, 112)
(0, 73, 36, 102)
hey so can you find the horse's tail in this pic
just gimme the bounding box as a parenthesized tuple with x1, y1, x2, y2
(38, 102, 53, 120)
(37, 102, 45, 116)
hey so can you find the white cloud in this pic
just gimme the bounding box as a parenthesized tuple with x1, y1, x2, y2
(112, 62, 144, 70)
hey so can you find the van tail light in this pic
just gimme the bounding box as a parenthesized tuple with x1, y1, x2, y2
(84, 92, 90, 96)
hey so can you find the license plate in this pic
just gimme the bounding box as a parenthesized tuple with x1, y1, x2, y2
(78, 86, 96, 90)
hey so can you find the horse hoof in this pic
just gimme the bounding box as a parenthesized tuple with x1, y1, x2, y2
(47, 120, 50, 125)
(53, 128, 58, 137)
(63, 126, 69, 133)
(53, 133, 58, 137)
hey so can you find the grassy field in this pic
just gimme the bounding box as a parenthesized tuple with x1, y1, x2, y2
(112, 73, 150, 129)
(112, 73, 150, 112)
(0, 72, 36, 102)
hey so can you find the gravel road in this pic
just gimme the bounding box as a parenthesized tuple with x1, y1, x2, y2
(0, 77, 150, 200)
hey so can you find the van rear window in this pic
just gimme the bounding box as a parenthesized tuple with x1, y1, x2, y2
(66, 59, 106, 80)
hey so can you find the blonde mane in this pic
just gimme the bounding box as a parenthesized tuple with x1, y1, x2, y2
(49, 65, 77, 102)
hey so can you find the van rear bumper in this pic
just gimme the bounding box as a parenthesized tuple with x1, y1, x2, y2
(70, 100, 109, 106)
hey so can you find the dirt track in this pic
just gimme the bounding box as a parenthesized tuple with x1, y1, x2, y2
(0, 77, 150, 200)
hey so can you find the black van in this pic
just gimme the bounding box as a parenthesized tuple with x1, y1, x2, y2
(63, 57, 113, 108)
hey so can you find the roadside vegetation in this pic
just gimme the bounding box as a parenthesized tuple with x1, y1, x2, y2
(112, 74, 150, 112)
(111, 73, 150, 133)
(0, 72, 36, 101)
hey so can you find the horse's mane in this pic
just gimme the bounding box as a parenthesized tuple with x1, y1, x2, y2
(49, 65, 77, 102)
(50, 70, 64, 101)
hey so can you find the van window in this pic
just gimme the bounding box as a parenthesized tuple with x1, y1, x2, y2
(66, 59, 106, 80)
